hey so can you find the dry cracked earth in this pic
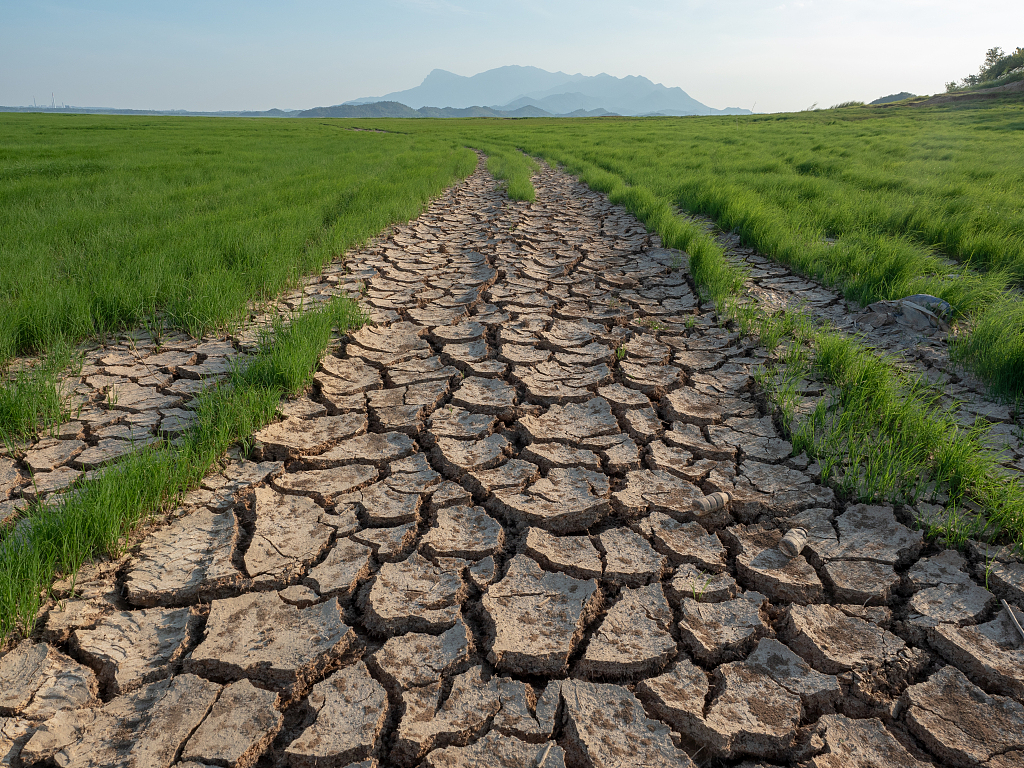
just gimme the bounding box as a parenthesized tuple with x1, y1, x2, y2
(2, 158, 1024, 768)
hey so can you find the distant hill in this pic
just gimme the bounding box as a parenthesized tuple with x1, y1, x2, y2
(869, 92, 916, 105)
(346, 65, 750, 117)
(296, 101, 570, 119)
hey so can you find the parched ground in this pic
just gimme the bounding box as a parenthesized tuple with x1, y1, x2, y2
(2, 158, 1024, 767)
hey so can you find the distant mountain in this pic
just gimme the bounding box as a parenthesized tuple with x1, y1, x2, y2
(869, 92, 916, 105)
(296, 101, 559, 119)
(347, 65, 750, 117)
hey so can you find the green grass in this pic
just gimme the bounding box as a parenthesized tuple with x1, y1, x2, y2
(0, 114, 476, 365)
(0, 297, 366, 639)
(0, 341, 82, 445)
(370, 103, 1024, 399)
(751, 311, 1024, 550)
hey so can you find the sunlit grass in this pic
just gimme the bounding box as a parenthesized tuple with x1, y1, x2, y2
(0, 297, 366, 639)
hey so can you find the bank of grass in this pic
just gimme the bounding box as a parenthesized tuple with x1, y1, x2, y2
(748, 309, 1024, 549)
(356, 103, 1024, 398)
(417, 116, 1024, 549)
(0, 342, 83, 445)
(0, 297, 365, 639)
(0, 113, 476, 365)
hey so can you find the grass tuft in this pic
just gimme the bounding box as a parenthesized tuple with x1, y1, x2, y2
(0, 297, 365, 640)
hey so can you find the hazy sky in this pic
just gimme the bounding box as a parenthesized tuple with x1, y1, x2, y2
(1, 0, 1018, 114)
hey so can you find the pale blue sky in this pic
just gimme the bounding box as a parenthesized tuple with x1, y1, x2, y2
(1, 0, 1018, 113)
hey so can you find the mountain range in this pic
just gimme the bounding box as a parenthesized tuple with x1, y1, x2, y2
(341, 65, 751, 117)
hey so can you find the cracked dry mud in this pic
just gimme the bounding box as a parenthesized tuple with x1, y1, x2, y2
(4, 156, 1024, 768)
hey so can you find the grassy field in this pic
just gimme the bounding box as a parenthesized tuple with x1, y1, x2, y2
(3, 105, 1024, 635)
(0, 114, 476, 365)
(399, 102, 1024, 398)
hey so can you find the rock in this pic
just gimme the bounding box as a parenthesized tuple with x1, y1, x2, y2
(271, 464, 378, 505)
(24, 439, 85, 472)
(611, 469, 710, 525)
(831, 503, 923, 565)
(745, 638, 840, 716)
(254, 413, 367, 460)
(928, 610, 1024, 701)
(423, 732, 566, 768)
(25, 675, 221, 768)
(822, 559, 899, 605)
(279, 585, 319, 607)
(667, 563, 739, 603)
(693, 662, 802, 760)
(514, 360, 612, 404)
(644, 440, 694, 479)
(597, 527, 667, 587)
(491, 678, 549, 741)
(524, 528, 603, 580)
(802, 714, 931, 768)
(723, 524, 824, 604)
(908, 549, 972, 588)
(185, 592, 355, 698)
(420, 505, 505, 560)
(705, 460, 833, 522)
(560, 680, 695, 768)
(431, 434, 511, 477)
(518, 398, 618, 443)
(901, 665, 1024, 768)
(661, 387, 723, 426)
(635, 659, 708, 735)
(181, 679, 282, 768)
(304, 537, 373, 600)
(284, 662, 388, 768)
(636, 512, 727, 572)
(124, 508, 244, 607)
(518, 441, 602, 472)
(598, 382, 653, 414)
(491, 467, 610, 534)
(985, 561, 1024, 604)
(678, 591, 770, 664)
(430, 480, 473, 511)
(244, 487, 336, 588)
(451, 376, 519, 419)
(619, 361, 682, 394)
(362, 553, 468, 635)
(277, 396, 328, 420)
(0, 642, 97, 720)
(351, 523, 418, 562)
(0, 717, 33, 766)
(426, 405, 497, 444)
(577, 583, 676, 679)
(369, 618, 474, 691)
(393, 666, 500, 766)
(73, 606, 197, 696)
(463, 459, 539, 498)
(580, 433, 641, 473)
(302, 432, 414, 469)
(902, 581, 995, 643)
(483, 554, 601, 676)
(783, 603, 919, 675)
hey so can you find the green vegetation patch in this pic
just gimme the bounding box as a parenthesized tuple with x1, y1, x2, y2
(0, 297, 365, 639)
(0, 114, 476, 365)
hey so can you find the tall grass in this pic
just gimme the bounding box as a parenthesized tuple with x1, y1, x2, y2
(367, 104, 1024, 398)
(0, 341, 82, 445)
(0, 114, 475, 365)
(0, 297, 366, 639)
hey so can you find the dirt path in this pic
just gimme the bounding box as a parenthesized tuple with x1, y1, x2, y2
(2, 159, 1024, 767)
